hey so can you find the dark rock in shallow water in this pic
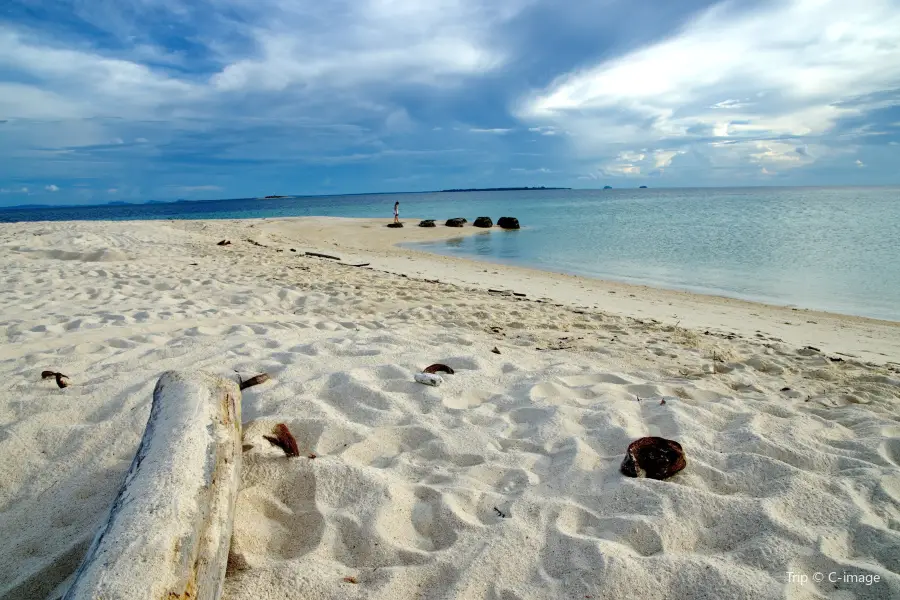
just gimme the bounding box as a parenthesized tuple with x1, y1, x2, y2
(387, 222, 403, 228)
(497, 217, 520, 229)
(418, 220, 436, 228)
(473, 216, 493, 228)
(621, 437, 686, 480)
(445, 218, 466, 227)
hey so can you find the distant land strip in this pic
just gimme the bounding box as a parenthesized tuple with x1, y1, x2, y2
(439, 186, 571, 193)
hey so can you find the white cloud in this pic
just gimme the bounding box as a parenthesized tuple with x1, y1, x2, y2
(528, 126, 561, 136)
(0, 187, 29, 194)
(520, 0, 900, 169)
(601, 152, 645, 177)
(45, 184, 59, 192)
(653, 149, 683, 169)
(470, 128, 513, 134)
(0, 28, 203, 120)
(856, 159, 866, 167)
(510, 167, 551, 173)
(211, 0, 525, 92)
(594, 148, 684, 177)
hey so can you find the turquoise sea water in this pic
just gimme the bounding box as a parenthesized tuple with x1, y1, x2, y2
(2, 187, 898, 321)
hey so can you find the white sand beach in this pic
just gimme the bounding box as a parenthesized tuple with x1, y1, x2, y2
(1, 217, 899, 600)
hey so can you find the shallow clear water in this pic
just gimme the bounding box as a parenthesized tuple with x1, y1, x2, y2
(3, 187, 898, 321)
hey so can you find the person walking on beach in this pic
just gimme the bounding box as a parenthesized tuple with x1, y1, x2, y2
(393, 201, 400, 224)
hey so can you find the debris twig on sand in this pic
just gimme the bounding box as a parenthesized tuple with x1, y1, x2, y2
(491, 347, 501, 355)
(493, 506, 507, 518)
(620, 437, 686, 480)
(347, 263, 371, 268)
(263, 423, 300, 457)
(42, 370, 69, 388)
(239, 373, 270, 390)
(305, 252, 342, 261)
(423, 363, 454, 375)
(216, 239, 231, 246)
(246, 239, 266, 247)
(343, 577, 358, 584)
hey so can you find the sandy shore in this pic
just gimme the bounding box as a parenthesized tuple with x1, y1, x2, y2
(1, 217, 898, 599)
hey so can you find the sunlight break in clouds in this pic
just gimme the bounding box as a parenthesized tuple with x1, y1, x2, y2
(520, 0, 900, 176)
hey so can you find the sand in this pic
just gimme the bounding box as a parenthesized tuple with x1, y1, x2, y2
(0, 217, 898, 600)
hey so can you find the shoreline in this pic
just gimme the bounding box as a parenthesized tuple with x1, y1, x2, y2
(2, 215, 898, 365)
(238, 216, 900, 365)
(403, 237, 899, 324)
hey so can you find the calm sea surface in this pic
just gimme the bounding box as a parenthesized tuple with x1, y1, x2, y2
(2, 187, 898, 321)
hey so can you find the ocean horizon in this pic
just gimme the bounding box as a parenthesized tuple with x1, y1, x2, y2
(2, 186, 898, 322)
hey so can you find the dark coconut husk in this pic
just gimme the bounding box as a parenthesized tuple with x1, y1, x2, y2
(42, 370, 70, 388)
(263, 423, 300, 457)
(620, 437, 686, 480)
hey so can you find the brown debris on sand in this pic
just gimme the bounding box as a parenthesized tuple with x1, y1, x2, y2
(620, 437, 686, 480)
(263, 423, 300, 457)
(423, 363, 455, 375)
(239, 373, 270, 390)
(305, 252, 342, 261)
(216, 239, 231, 246)
(42, 371, 69, 388)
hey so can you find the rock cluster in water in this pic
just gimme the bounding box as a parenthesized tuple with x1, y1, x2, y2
(497, 217, 520, 229)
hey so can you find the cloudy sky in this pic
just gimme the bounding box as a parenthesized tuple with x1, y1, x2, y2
(2, 0, 900, 205)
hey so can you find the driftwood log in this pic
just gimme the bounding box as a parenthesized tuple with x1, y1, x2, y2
(64, 371, 242, 600)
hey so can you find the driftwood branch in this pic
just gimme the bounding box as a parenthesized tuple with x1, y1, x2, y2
(305, 252, 342, 261)
(64, 371, 242, 600)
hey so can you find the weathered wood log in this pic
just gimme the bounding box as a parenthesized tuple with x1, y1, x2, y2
(64, 371, 242, 600)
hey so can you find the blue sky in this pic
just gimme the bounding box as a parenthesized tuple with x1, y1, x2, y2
(2, 0, 900, 205)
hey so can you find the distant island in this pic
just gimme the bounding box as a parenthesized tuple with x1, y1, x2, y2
(3, 203, 52, 209)
(263, 195, 289, 199)
(639, 185, 648, 189)
(603, 186, 612, 189)
(439, 186, 570, 193)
